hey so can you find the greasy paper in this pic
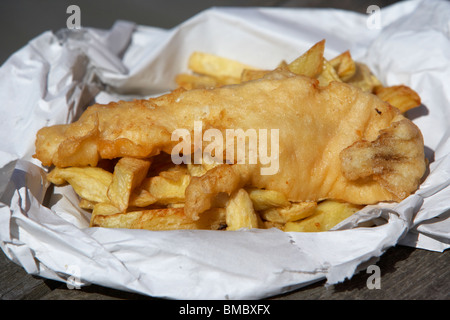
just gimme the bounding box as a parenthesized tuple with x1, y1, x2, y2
(0, 0, 449, 299)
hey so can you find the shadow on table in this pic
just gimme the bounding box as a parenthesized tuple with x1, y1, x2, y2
(333, 245, 415, 294)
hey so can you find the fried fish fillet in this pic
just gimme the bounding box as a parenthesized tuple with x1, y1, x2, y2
(34, 70, 426, 220)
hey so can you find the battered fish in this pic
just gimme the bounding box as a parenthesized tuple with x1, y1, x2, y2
(34, 70, 426, 220)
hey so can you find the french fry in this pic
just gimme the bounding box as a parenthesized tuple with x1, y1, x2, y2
(261, 201, 317, 224)
(283, 200, 363, 232)
(262, 220, 284, 230)
(374, 85, 421, 113)
(129, 189, 157, 207)
(187, 164, 207, 177)
(188, 51, 257, 80)
(167, 203, 185, 208)
(90, 207, 226, 231)
(246, 188, 290, 211)
(89, 202, 122, 227)
(240, 69, 271, 82)
(91, 207, 189, 230)
(79, 198, 96, 210)
(329, 50, 356, 81)
(130, 165, 189, 208)
(187, 159, 221, 177)
(107, 157, 151, 212)
(175, 73, 232, 90)
(138, 174, 191, 205)
(345, 62, 382, 92)
(158, 165, 190, 181)
(92, 202, 122, 215)
(317, 59, 342, 86)
(206, 208, 228, 230)
(240, 61, 289, 83)
(288, 39, 325, 78)
(47, 166, 113, 203)
(225, 188, 259, 231)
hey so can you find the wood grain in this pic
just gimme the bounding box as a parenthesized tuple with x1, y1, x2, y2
(1, 245, 448, 300)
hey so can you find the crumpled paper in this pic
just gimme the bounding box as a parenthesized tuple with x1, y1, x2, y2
(0, 0, 449, 300)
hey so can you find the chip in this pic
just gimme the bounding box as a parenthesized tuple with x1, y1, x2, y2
(329, 50, 356, 81)
(288, 39, 325, 78)
(246, 188, 290, 211)
(317, 59, 342, 86)
(91, 207, 226, 231)
(225, 189, 260, 231)
(261, 201, 317, 224)
(374, 85, 421, 113)
(283, 200, 363, 232)
(47, 166, 113, 203)
(107, 157, 151, 212)
(188, 51, 256, 81)
(345, 62, 382, 92)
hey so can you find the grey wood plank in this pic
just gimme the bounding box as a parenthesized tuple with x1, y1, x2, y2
(2, 244, 448, 300)
(0, 249, 58, 300)
(272, 246, 450, 300)
(39, 284, 158, 300)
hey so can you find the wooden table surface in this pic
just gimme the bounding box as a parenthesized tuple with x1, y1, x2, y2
(1, 243, 449, 300)
(1, 0, 449, 302)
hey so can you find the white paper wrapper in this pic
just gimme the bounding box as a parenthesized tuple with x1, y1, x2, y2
(0, 0, 449, 299)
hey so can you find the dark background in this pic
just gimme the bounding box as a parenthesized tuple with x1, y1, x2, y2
(0, 0, 403, 66)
